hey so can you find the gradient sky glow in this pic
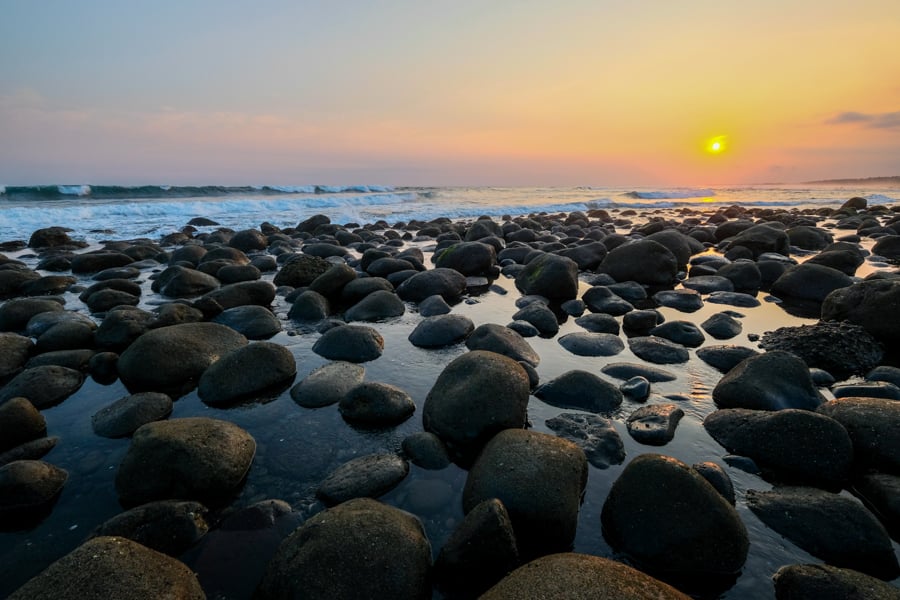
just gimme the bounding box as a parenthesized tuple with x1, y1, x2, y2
(2, 0, 899, 186)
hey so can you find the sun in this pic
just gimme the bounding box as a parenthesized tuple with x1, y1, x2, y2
(706, 135, 727, 154)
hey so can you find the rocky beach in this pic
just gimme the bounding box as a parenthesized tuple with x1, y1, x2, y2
(1, 195, 900, 599)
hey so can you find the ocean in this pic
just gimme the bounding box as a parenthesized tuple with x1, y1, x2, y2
(2, 183, 899, 243)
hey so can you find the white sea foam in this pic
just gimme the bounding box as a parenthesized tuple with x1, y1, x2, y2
(627, 189, 716, 199)
(867, 193, 898, 204)
(57, 185, 91, 196)
(0, 186, 5, 195)
(266, 185, 317, 194)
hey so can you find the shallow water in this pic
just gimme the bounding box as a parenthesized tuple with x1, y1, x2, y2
(1, 207, 899, 598)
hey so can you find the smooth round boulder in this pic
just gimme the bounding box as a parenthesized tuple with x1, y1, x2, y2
(199, 280, 276, 311)
(599, 240, 678, 286)
(316, 454, 410, 506)
(558, 332, 625, 357)
(152, 265, 220, 298)
(396, 268, 467, 302)
(0, 398, 46, 453)
(115, 417, 256, 507)
(627, 336, 690, 364)
(650, 320, 705, 348)
(575, 312, 621, 334)
(465, 323, 540, 366)
(653, 289, 704, 312)
(0, 460, 68, 526)
(290, 361, 365, 408)
(712, 350, 824, 411)
(696, 345, 760, 373)
(212, 305, 282, 339)
(463, 429, 588, 558)
(771, 263, 853, 302)
(601, 454, 749, 579)
(423, 351, 530, 465)
(344, 289, 405, 322)
(703, 408, 853, 488)
(816, 397, 900, 473)
(746, 486, 899, 580)
(311, 324, 384, 362)
(514, 253, 579, 300)
(401, 431, 451, 470)
(7, 536, 204, 600)
(273, 254, 331, 287)
(480, 553, 691, 600)
(701, 312, 742, 340)
(256, 498, 431, 600)
(89, 499, 209, 556)
(339, 382, 415, 426)
(582, 286, 634, 316)
(91, 392, 173, 438)
(408, 313, 474, 348)
(434, 241, 497, 276)
(511, 302, 559, 337)
(0, 365, 84, 409)
(724, 223, 790, 258)
(773, 563, 900, 600)
(198, 342, 297, 406)
(822, 279, 900, 343)
(0, 333, 34, 379)
(534, 370, 623, 414)
(0, 298, 65, 333)
(600, 362, 677, 382)
(117, 322, 248, 396)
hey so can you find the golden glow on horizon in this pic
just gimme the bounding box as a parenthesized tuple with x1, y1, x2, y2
(706, 136, 727, 155)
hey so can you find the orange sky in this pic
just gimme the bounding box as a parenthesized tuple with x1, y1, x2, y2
(1, 1, 898, 186)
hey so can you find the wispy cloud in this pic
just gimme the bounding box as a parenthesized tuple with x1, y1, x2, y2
(826, 110, 900, 129)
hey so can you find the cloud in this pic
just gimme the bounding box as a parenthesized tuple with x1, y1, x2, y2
(826, 110, 900, 129)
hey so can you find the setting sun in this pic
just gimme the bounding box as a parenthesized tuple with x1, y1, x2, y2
(706, 136, 727, 154)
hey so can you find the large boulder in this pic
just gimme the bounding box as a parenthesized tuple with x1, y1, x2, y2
(199, 280, 276, 310)
(256, 498, 431, 600)
(212, 305, 282, 339)
(198, 342, 296, 406)
(534, 370, 623, 415)
(514, 253, 579, 300)
(434, 241, 497, 276)
(272, 254, 331, 287)
(115, 417, 256, 507)
(712, 350, 824, 411)
(463, 429, 588, 558)
(151, 265, 220, 298)
(598, 240, 678, 286)
(771, 263, 853, 302)
(0, 398, 46, 452)
(600, 454, 749, 579)
(0, 460, 68, 526)
(724, 223, 790, 258)
(703, 408, 853, 488)
(0, 365, 84, 409)
(465, 323, 540, 367)
(0, 333, 34, 380)
(773, 563, 900, 600)
(290, 361, 365, 408)
(408, 314, 474, 348)
(759, 321, 882, 380)
(311, 324, 384, 362)
(316, 454, 409, 506)
(8, 536, 204, 600)
(822, 279, 900, 343)
(344, 289, 405, 322)
(747, 486, 899, 580)
(423, 351, 530, 465)
(480, 553, 690, 600)
(91, 392, 173, 438)
(117, 323, 248, 396)
(816, 397, 900, 473)
(396, 268, 467, 302)
(88, 499, 209, 556)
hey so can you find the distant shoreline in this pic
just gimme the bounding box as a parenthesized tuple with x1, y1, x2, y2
(801, 175, 900, 185)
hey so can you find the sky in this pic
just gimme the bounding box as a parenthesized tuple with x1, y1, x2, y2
(1, 0, 899, 187)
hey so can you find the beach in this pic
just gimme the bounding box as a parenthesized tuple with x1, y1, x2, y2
(1, 187, 899, 598)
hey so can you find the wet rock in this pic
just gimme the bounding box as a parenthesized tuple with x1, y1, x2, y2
(199, 280, 276, 312)
(706, 291, 761, 307)
(701, 312, 742, 340)
(558, 332, 625, 357)
(712, 350, 824, 410)
(434, 241, 497, 275)
(273, 254, 331, 287)
(650, 320, 705, 347)
(287, 290, 330, 321)
(627, 336, 690, 364)
(771, 263, 853, 302)
(0, 437, 58, 467)
(301, 242, 348, 259)
(435, 498, 519, 595)
(344, 289, 405, 321)
(682, 275, 734, 294)
(724, 223, 790, 258)
(626, 404, 684, 446)
(466, 323, 540, 366)
(339, 381, 416, 426)
(396, 267, 468, 302)
(0, 298, 65, 333)
(463, 429, 588, 558)
(0, 269, 41, 300)
(511, 302, 559, 336)
(21, 274, 77, 296)
(424, 350, 530, 465)
(717, 261, 762, 291)
(787, 225, 833, 250)
(696, 345, 759, 373)
(599, 240, 678, 286)
(94, 306, 155, 351)
(312, 324, 384, 362)
(308, 262, 356, 299)
(480, 552, 691, 600)
(228, 228, 268, 252)
(91, 392, 173, 438)
(0, 365, 84, 409)
(773, 563, 900, 600)
(746, 486, 899, 579)
(574, 312, 620, 334)
(117, 322, 248, 396)
(70, 251, 134, 274)
(832, 381, 900, 400)
(401, 432, 451, 470)
(115, 417, 256, 507)
(0, 398, 46, 453)
(582, 286, 634, 316)
(148, 302, 204, 329)
(257, 498, 431, 600)
(692, 461, 736, 505)
(534, 370, 623, 414)
(290, 361, 365, 408)
(34, 320, 95, 352)
(600, 362, 677, 382)
(418, 294, 451, 316)
(514, 253, 579, 300)
(316, 453, 409, 506)
(620, 376, 651, 401)
(408, 314, 474, 348)
(867, 365, 900, 388)
(545, 413, 625, 469)
(0, 460, 67, 527)
(0, 333, 34, 381)
(212, 305, 282, 339)
(152, 265, 220, 297)
(198, 342, 296, 406)
(816, 397, 900, 473)
(822, 279, 900, 343)
(854, 472, 900, 540)
(653, 289, 704, 312)
(26, 348, 95, 371)
(89, 499, 209, 556)
(805, 249, 865, 276)
(704, 408, 853, 488)
(601, 454, 749, 578)
(873, 235, 900, 259)
(27, 226, 81, 249)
